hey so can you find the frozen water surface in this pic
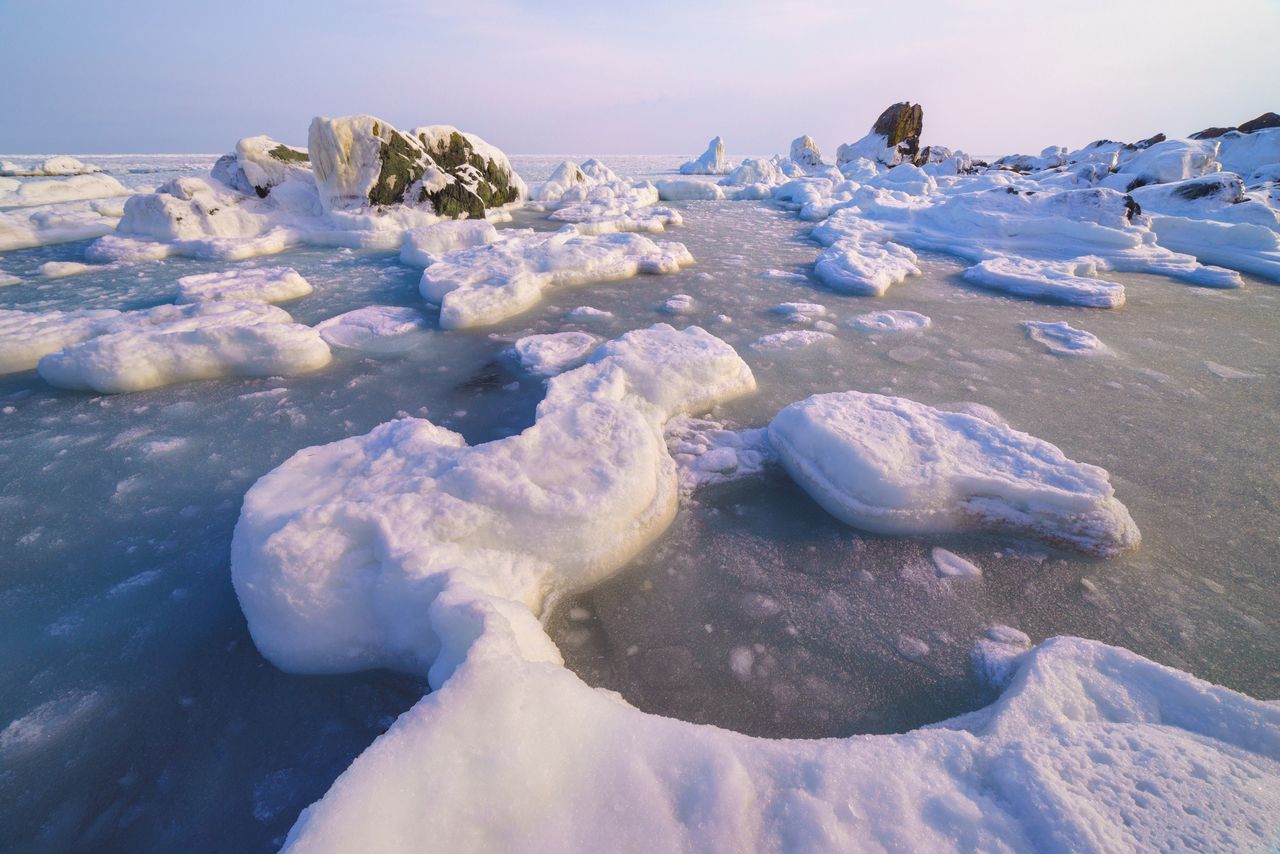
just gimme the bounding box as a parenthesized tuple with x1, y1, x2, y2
(1, 155, 1278, 849)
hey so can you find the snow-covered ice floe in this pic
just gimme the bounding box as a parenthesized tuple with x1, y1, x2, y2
(961, 256, 1127, 307)
(770, 302, 829, 324)
(420, 229, 693, 329)
(1, 301, 329, 392)
(175, 266, 313, 305)
(1023, 321, 1107, 357)
(314, 306, 429, 352)
(750, 330, 836, 352)
(768, 391, 1140, 556)
(0, 156, 103, 177)
(231, 323, 757, 676)
(847, 309, 931, 333)
(512, 331, 600, 377)
(0, 173, 129, 209)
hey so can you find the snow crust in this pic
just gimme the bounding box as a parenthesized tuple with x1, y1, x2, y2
(769, 391, 1140, 556)
(420, 229, 693, 329)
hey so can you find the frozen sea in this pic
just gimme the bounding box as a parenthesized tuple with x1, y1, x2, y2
(1, 154, 1277, 850)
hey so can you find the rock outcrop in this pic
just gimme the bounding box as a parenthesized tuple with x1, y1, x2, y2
(308, 115, 524, 217)
(212, 136, 312, 198)
(1191, 111, 1280, 139)
(836, 102, 925, 168)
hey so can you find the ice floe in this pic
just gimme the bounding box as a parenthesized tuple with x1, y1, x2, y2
(931, 547, 983, 578)
(769, 391, 1140, 556)
(1023, 321, 1107, 357)
(770, 302, 829, 324)
(399, 221, 500, 267)
(0, 173, 130, 209)
(314, 306, 429, 351)
(419, 229, 693, 329)
(962, 256, 1128, 307)
(175, 266, 313, 305)
(664, 415, 775, 493)
(512, 331, 600, 377)
(750, 330, 836, 351)
(847, 309, 931, 333)
(0, 156, 102, 177)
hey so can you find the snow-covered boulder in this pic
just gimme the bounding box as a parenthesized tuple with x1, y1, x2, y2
(837, 102, 924, 168)
(678, 136, 728, 175)
(1105, 138, 1220, 191)
(211, 136, 312, 198)
(1128, 173, 1278, 227)
(769, 390, 1140, 556)
(789, 135, 824, 168)
(308, 115, 525, 216)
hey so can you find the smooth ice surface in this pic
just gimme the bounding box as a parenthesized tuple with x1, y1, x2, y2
(314, 306, 430, 351)
(769, 391, 1140, 556)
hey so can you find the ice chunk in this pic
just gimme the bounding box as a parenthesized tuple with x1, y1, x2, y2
(0, 156, 102, 177)
(399, 221, 500, 267)
(565, 306, 613, 322)
(750, 330, 836, 351)
(0, 308, 122, 374)
(512, 331, 600, 377)
(813, 235, 921, 297)
(678, 137, 729, 175)
(962, 256, 1127, 308)
(658, 294, 695, 315)
(0, 270, 19, 287)
(789, 135, 824, 168)
(654, 179, 726, 201)
(315, 306, 429, 351)
(1023, 321, 1107, 357)
(0, 173, 128, 208)
(230, 324, 756, 676)
(38, 302, 331, 393)
(768, 391, 1140, 556)
(931, 547, 983, 578)
(175, 266, 313, 305)
(38, 261, 94, 279)
(420, 230, 693, 330)
(770, 302, 829, 324)
(665, 415, 775, 493)
(848, 309, 931, 333)
(0, 199, 123, 251)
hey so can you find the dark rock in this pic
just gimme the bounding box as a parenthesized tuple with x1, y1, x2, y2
(1122, 194, 1142, 221)
(1190, 127, 1233, 140)
(1237, 111, 1280, 134)
(872, 102, 924, 163)
(1127, 133, 1167, 151)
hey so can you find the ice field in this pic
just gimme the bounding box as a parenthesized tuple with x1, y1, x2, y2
(2, 119, 1279, 852)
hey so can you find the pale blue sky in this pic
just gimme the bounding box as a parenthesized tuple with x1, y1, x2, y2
(2, 0, 1277, 157)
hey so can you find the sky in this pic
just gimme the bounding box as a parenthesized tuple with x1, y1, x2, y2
(2, 0, 1277, 157)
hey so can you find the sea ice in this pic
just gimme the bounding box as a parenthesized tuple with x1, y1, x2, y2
(768, 391, 1140, 556)
(399, 221, 500, 267)
(750, 330, 836, 351)
(1023, 321, 1107, 357)
(664, 415, 776, 493)
(419, 229, 693, 329)
(175, 266, 313, 305)
(931, 547, 983, 578)
(654, 179, 726, 201)
(678, 137, 729, 175)
(770, 302, 829, 324)
(512, 331, 600, 377)
(847, 309, 931, 333)
(0, 173, 130, 208)
(314, 306, 429, 351)
(962, 256, 1127, 308)
(0, 156, 103, 177)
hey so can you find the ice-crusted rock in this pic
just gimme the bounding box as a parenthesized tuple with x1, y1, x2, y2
(315, 306, 429, 351)
(19, 301, 330, 392)
(769, 391, 1140, 556)
(175, 266, 313, 305)
(1191, 111, 1280, 139)
(789, 135, 824, 168)
(211, 136, 312, 198)
(837, 102, 924, 168)
(1023, 321, 1107, 357)
(231, 323, 756, 676)
(308, 115, 525, 216)
(512, 331, 600, 377)
(678, 136, 728, 175)
(419, 229, 694, 329)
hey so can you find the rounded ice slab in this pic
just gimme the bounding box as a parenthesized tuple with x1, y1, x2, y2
(848, 309, 931, 333)
(769, 391, 1140, 556)
(962, 256, 1126, 308)
(36, 302, 331, 393)
(512, 331, 600, 377)
(315, 306, 429, 352)
(175, 266, 313, 305)
(420, 229, 694, 330)
(231, 324, 756, 676)
(1023, 321, 1107, 357)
